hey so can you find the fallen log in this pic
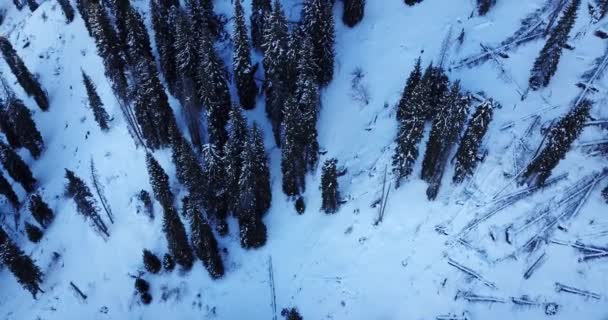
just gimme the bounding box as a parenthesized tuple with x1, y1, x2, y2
(555, 282, 601, 299)
(523, 252, 547, 280)
(447, 258, 496, 289)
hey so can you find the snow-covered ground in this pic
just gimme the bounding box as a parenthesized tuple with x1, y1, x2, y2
(0, 0, 607, 319)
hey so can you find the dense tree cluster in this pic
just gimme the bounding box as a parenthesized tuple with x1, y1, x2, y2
(0, 226, 43, 298)
(519, 100, 591, 186)
(302, 0, 335, 86)
(0, 37, 48, 111)
(529, 0, 580, 90)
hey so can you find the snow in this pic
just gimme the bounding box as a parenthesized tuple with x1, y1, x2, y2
(0, 0, 608, 319)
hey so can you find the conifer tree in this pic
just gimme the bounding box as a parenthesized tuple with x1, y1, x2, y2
(25, 222, 42, 243)
(281, 96, 305, 196)
(57, 0, 75, 23)
(421, 81, 469, 200)
(0, 226, 43, 298)
(529, 0, 580, 90)
(186, 0, 216, 41)
(0, 172, 19, 209)
(404, 0, 423, 6)
(295, 36, 320, 170)
(237, 142, 268, 249)
(201, 144, 229, 235)
(262, 0, 289, 145)
(151, 0, 179, 96)
(82, 71, 110, 131)
(0, 142, 36, 193)
(170, 6, 203, 149)
(251, 0, 271, 50)
(233, 0, 258, 110)
(113, 0, 155, 69)
(453, 100, 494, 184)
(302, 0, 335, 86)
(281, 308, 304, 320)
(396, 57, 422, 122)
(251, 124, 271, 216)
(224, 107, 249, 211)
(477, 0, 496, 16)
(285, 25, 304, 92)
(142, 249, 162, 274)
(146, 153, 174, 209)
(76, 0, 129, 102)
(146, 153, 194, 269)
(320, 158, 339, 214)
(29, 193, 54, 229)
(171, 135, 205, 198)
(65, 169, 109, 237)
(183, 196, 224, 278)
(596, 0, 608, 20)
(520, 100, 591, 186)
(13, 0, 25, 10)
(0, 107, 21, 149)
(342, 0, 364, 27)
(26, 0, 38, 11)
(423, 66, 449, 120)
(0, 37, 48, 111)
(391, 76, 426, 188)
(196, 32, 231, 148)
(4, 97, 43, 158)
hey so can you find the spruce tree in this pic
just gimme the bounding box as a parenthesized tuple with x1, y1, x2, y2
(302, 0, 335, 86)
(171, 5, 203, 149)
(183, 197, 224, 278)
(29, 193, 54, 229)
(233, 0, 258, 110)
(76, 0, 129, 102)
(0, 172, 19, 209)
(65, 169, 109, 237)
(262, 0, 289, 146)
(296, 36, 320, 170)
(82, 71, 110, 131)
(529, 0, 580, 90)
(251, 124, 271, 216)
(423, 66, 449, 120)
(224, 107, 249, 217)
(142, 249, 162, 274)
(520, 100, 591, 186)
(57, 0, 75, 23)
(453, 100, 494, 184)
(25, 222, 43, 243)
(477, 0, 496, 16)
(281, 95, 305, 196)
(396, 57, 422, 122)
(0, 142, 37, 193)
(421, 81, 470, 200)
(13, 0, 25, 10)
(201, 144, 229, 235)
(320, 158, 339, 214)
(0, 226, 43, 298)
(342, 0, 364, 28)
(145, 153, 174, 209)
(251, 0, 271, 50)
(146, 153, 194, 269)
(196, 32, 231, 148)
(171, 135, 206, 198)
(237, 142, 268, 249)
(0, 37, 49, 111)
(281, 308, 304, 320)
(26, 0, 38, 11)
(5, 97, 43, 158)
(0, 107, 21, 149)
(404, 0, 423, 6)
(596, 0, 608, 20)
(151, 0, 179, 96)
(285, 25, 304, 93)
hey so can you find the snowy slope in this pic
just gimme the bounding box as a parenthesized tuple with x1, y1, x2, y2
(0, 0, 608, 319)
